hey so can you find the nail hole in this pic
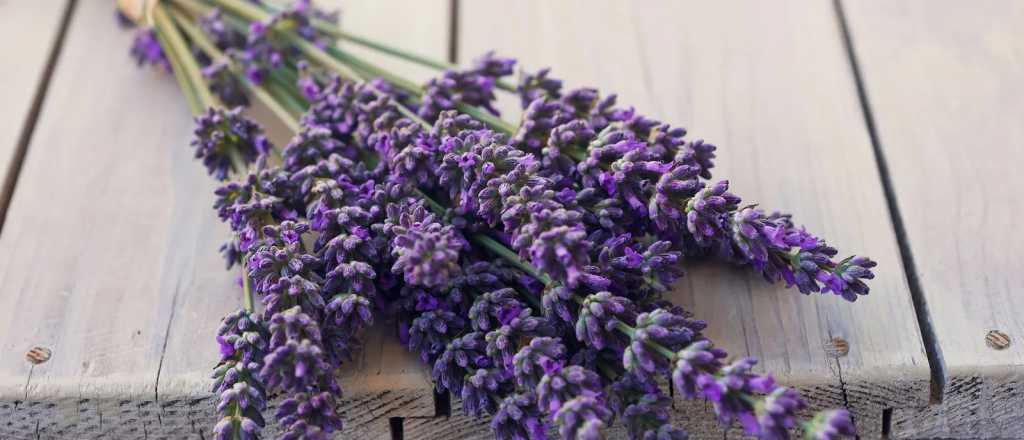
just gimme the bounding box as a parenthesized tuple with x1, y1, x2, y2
(985, 330, 1010, 350)
(824, 337, 850, 358)
(26, 346, 52, 364)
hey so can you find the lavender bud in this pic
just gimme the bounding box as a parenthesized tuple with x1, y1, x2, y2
(803, 409, 856, 439)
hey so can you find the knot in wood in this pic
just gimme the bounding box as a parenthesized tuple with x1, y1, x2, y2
(985, 330, 1010, 350)
(824, 337, 850, 358)
(26, 346, 52, 364)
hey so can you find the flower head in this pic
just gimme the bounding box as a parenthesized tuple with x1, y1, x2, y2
(192, 107, 271, 180)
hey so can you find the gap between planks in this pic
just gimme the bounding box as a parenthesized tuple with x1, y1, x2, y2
(0, 0, 78, 234)
(832, 0, 946, 407)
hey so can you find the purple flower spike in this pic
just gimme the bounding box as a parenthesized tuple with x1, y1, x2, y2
(212, 310, 268, 440)
(275, 391, 344, 440)
(130, 28, 170, 72)
(611, 374, 688, 440)
(388, 200, 467, 288)
(213, 381, 266, 440)
(322, 293, 373, 362)
(595, 235, 681, 300)
(469, 288, 526, 332)
(419, 53, 515, 122)
(200, 9, 247, 51)
(192, 107, 272, 180)
(575, 291, 635, 350)
(536, 362, 603, 414)
(474, 51, 516, 78)
(706, 358, 772, 431)
(828, 256, 876, 301)
(518, 68, 564, 109)
(433, 332, 488, 395)
(485, 308, 552, 370)
(804, 409, 856, 439)
(649, 164, 702, 232)
(552, 396, 612, 440)
(282, 125, 351, 173)
(492, 392, 549, 440)
(203, 60, 250, 108)
(672, 340, 727, 399)
(685, 180, 740, 245)
(514, 98, 568, 153)
(755, 387, 806, 439)
(512, 337, 566, 389)
(261, 307, 334, 392)
(624, 309, 697, 378)
(461, 368, 509, 416)
(408, 310, 465, 363)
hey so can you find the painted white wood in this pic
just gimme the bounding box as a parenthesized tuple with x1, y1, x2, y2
(0, 1, 71, 222)
(842, 1, 1024, 437)
(0, 1, 448, 438)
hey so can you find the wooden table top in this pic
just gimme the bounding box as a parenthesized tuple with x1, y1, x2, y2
(0, 1, 1019, 439)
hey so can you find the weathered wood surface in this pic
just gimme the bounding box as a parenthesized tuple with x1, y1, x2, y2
(0, 1, 73, 225)
(0, 1, 446, 439)
(414, 1, 931, 438)
(842, 1, 1024, 438)
(3, 0, 1023, 439)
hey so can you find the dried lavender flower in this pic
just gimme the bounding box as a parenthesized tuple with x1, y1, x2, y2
(492, 392, 549, 440)
(130, 28, 170, 71)
(203, 60, 250, 107)
(512, 337, 566, 389)
(462, 367, 510, 416)
(623, 309, 696, 377)
(192, 107, 271, 180)
(388, 200, 467, 288)
(803, 409, 856, 439)
(575, 291, 635, 350)
(536, 362, 603, 414)
(433, 332, 489, 395)
(552, 396, 612, 440)
(212, 310, 269, 440)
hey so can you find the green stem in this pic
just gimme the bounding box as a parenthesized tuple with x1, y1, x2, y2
(326, 46, 422, 94)
(153, 23, 202, 115)
(301, 11, 517, 93)
(210, 0, 518, 135)
(169, 6, 301, 132)
(153, 3, 217, 108)
(325, 45, 517, 135)
(242, 259, 254, 313)
(265, 75, 307, 117)
(456, 103, 516, 135)
(164, 5, 264, 313)
(267, 68, 307, 108)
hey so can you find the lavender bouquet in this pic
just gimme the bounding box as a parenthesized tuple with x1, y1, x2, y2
(118, 1, 870, 439)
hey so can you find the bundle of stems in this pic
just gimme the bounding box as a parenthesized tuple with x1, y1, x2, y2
(121, 1, 866, 439)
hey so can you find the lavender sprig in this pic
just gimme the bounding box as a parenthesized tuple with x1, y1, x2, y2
(127, 4, 866, 438)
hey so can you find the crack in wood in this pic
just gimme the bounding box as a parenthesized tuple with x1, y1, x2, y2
(831, 0, 946, 406)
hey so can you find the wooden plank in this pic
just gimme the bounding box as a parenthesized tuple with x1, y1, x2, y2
(424, 1, 931, 438)
(0, 1, 448, 439)
(0, 1, 73, 224)
(841, 1, 1024, 437)
(0, 1, 197, 437)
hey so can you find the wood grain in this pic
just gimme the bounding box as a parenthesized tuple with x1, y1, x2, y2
(450, 1, 930, 438)
(0, 1, 73, 226)
(0, 1, 447, 439)
(841, 1, 1024, 437)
